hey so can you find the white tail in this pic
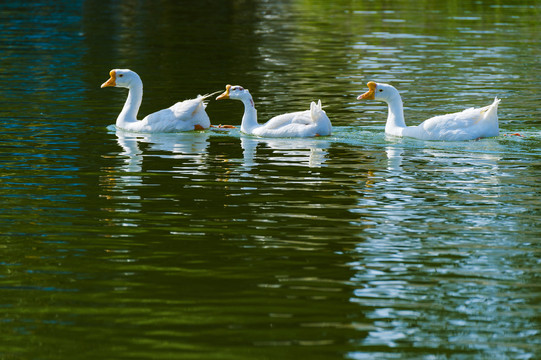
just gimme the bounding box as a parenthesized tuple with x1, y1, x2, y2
(482, 97, 500, 118)
(310, 100, 324, 122)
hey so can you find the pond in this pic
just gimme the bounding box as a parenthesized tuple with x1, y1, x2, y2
(0, 0, 540, 359)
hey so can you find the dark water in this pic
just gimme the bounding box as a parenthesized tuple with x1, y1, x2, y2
(1, 1, 540, 359)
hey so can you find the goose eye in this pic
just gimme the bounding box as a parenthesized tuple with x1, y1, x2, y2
(379, 89, 383, 92)
(119, 74, 123, 78)
(237, 86, 244, 91)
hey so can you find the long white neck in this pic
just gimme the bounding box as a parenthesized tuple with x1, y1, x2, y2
(384, 93, 407, 135)
(240, 96, 259, 134)
(117, 79, 143, 126)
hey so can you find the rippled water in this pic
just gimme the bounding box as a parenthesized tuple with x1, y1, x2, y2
(1, 0, 540, 359)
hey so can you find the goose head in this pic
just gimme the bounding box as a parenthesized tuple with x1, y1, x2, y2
(216, 84, 251, 101)
(357, 81, 400, 103)
(101, 69, 141, 89)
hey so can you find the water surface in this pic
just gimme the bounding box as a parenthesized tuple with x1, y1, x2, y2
(1, 1, 540, 359)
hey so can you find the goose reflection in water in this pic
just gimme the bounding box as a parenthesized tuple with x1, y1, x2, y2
(115, 129, 210, 167)
(385, 145, 405, 172)
(240, 136, 331, 168)
(101, 130, 211, 190)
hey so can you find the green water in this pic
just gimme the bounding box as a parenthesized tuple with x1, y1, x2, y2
(1, 0, 540, 359)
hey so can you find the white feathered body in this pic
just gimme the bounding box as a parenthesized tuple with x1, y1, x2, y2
(216, 85, 332, 138)
(358, 82, 501, 141)
(394, 97, 500, 141)
(119, 95, 211, 133)
(250, 101, 332, 138)
(101, 69, 212, 133)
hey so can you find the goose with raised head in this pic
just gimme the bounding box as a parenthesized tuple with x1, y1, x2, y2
(101, 69, 213, 132)
(216, 85, 332, 138)
(357, 81, 500, 141)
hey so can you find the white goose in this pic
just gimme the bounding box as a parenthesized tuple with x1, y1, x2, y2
(357, 81, 500, 141)
(101, 69, 212, 132)
(216, 85, 332, 137)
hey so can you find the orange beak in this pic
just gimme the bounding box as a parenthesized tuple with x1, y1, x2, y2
(357, 81, 377, 100)
(101, 70, 116, 88)
(216, 84, 231, 100)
